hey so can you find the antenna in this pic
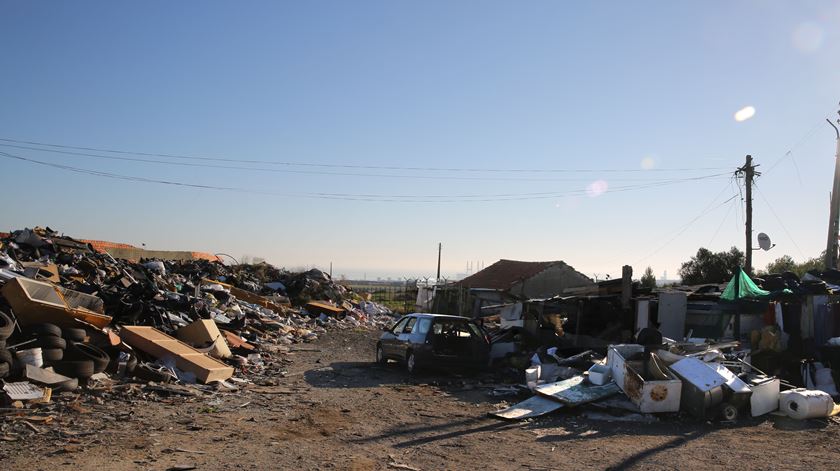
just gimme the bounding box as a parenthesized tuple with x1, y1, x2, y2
(756, 232, 775, 251)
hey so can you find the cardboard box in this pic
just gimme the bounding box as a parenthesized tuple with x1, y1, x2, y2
(121, 326, 234, 384)
(176, 319, 232, 359)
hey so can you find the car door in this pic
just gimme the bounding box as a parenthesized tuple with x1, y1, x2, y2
(383, 317, 409, 357)
(467, 321, 491, 366)
(395, 316, 418, 360)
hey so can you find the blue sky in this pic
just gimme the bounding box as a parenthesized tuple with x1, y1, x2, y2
(1, 1, 838, 280)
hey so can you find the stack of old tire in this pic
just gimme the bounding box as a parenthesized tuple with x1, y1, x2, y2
(0, 311, 14, 379)
(16, 322, 110, 383)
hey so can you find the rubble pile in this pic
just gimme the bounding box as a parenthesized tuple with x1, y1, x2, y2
(0, 226, 395, 401)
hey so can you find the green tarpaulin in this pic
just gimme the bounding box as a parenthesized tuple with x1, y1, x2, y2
(721, 268, 771, 301)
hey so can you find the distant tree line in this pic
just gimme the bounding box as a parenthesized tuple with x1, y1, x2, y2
(674, 246, 826, 285)
(758, 251, 826, 278)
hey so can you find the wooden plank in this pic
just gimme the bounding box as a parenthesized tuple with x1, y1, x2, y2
(121, 326, 234, 384)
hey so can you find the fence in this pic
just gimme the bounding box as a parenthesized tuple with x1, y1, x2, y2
(345, 280, 421, 314)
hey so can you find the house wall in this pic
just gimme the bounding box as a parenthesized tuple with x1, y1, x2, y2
(510, 264, 594, 299)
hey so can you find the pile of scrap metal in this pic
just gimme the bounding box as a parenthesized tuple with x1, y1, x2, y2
(491, 334, 840, 423)
(0, 226, 395, 403)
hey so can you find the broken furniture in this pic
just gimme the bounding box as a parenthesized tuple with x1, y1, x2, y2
(121, 326, 234, 384)
(1, 277, 112, 328)
(176, 319, 233, 359)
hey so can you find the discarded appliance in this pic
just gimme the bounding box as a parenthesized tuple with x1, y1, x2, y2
(121, 326, 234, 384)
(608, 344, 682, 413)
(744, 374, 780, 417)
(1, 277, 111, 328)
(670, 358, 729, 419)
(779, 388, 835, 420)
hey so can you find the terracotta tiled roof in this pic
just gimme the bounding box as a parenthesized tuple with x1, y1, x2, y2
(458, 259, 563, 290)
(82, 239, 137, 252)
(190, 252, 220, 262)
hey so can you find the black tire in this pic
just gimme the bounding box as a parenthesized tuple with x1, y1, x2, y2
(0, 311, 14, 340)
(0, 348, 12, 364)
(65, 343, 109, 373)
(53, 359, 95, 379)
(375, 344, 387, 364)
(62, 328, 87, 343)
(105, 349, 138, 375)
(0, 340, 5, 350)
(41, 348, 64, 363)
(0, 361, 9, 378)
(406, 350, 418, 375)
(22, 323, 61, 338)
(132, 363, 172, 383)
(719, 403, 739, 421)
(32, 336, 67, 350)
(54, 377, 79, 392)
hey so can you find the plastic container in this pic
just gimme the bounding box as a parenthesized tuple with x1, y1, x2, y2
(588, 364, 612, 385)
(525, 366, 541, 390)
(780, 388, 834, 420)
(15, 347, 43, 368)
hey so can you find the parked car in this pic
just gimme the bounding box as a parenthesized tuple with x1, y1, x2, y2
(375, 313, 490, 374)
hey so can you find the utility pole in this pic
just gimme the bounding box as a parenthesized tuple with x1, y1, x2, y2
(736, 155, 760, 275)
(825, 106, 840, 270)
(436, 243, 442, 281)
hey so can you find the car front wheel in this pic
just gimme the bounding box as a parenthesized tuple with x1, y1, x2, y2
(375, 344, 387, 364)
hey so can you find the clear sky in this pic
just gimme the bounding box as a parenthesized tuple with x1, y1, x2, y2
(1, 1, 838, 281)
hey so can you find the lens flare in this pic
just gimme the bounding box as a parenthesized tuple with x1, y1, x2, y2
(792, 22, 824, 53)
(586, 180, 608, 198)
(734, 106, 756, 122)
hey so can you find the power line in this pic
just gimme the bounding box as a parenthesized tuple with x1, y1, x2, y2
(708, 195, 737, 246)
(0, 143, 731, 183)
(754, 183, 806, 258)
(635, 178, 738, 264)
(765, 109, 835, 175)
(0, 137, 730, 174)
(0, 151, 730, 203)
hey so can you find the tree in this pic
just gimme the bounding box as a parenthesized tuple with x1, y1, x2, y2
(761, 251, 826, 278)
(762, 255, 796, 275)
(640, 266, 657, 289)
(678, 247, 745, 285)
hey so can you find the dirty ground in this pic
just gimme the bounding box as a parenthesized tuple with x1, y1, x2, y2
(1, 329, 837, 471)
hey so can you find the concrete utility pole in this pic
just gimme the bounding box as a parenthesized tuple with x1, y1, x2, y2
(436, 243, 442, 281)
(736, 155, 760, 275)
(825, 107, 840, 270)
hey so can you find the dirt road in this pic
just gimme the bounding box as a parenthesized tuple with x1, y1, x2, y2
(2, 329, 838, 470)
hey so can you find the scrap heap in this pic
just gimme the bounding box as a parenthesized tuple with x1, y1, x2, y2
(0, 227, 394, 399)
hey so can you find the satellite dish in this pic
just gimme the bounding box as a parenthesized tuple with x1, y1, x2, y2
(757, 233, 772, 251)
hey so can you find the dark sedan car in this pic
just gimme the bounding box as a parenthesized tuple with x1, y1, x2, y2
(375, 313, 490, 374)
